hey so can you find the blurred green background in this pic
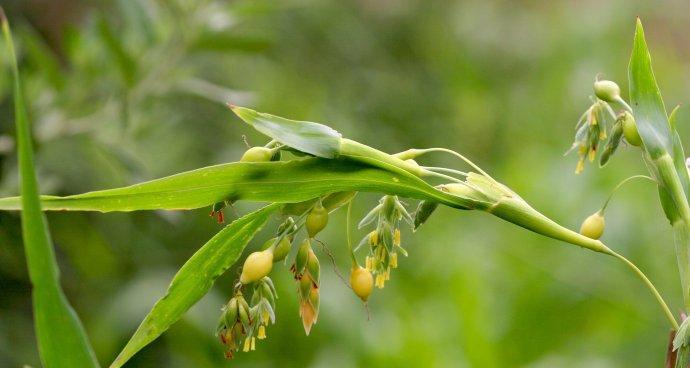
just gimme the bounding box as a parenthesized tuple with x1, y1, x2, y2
(1, 0, 690, 366)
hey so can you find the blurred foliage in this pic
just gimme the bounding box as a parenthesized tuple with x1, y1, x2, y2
(1, 0, 690, 367)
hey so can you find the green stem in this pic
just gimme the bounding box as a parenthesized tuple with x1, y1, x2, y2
(423, 170, 464, 184)
(600, 175, 656, 214)
(614, 96, 634, 114)
(423, 166, 469, 178)
(406, 147, 497, 184)
(346, 200, 357, 267)
(608, 250, 679, 330)
(657, 154, 690, 310)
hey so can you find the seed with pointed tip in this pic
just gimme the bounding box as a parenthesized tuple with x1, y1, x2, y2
(593, 80, 621, 103)
(240, 250, 273, 284)
(621, 112, 642, 147)
(580, 212, 605, 239)
(306, 204, 328, 237)
(241, 147, 273, 162)
(350, 266, 374, 302)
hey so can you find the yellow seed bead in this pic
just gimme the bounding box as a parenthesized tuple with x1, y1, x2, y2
(393, 229, 401, 246)
(587, 148, 596, 162)
(243, 337, 251, 352)
(580, 212, 605, 239)
(390, 252, 398, 268)
(251, 337, 256, 350)
(258, 325, 266, 339)
(575, 158, 585, 174)
(369, 230, 378, 245)
(240, 250, 273, 284)
(350, 266, 374, 302)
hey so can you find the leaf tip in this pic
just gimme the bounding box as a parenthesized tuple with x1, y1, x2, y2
(227, 103, 248, 120)
(0, 7, 6, 25)
(634, 16, 644, 36)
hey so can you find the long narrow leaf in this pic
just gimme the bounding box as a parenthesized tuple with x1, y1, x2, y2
(0, 158, 475, 212)
(1, 10, 99, 367)
(110, 203, 280, 368)
(628, 18, 673, 160)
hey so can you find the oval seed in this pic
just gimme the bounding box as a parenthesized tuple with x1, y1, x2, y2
(272, 237, 292, 263)
(240, 250, 273, 284)
(621, 111, 642, 147)
(306, 203, 328, 238)
(580, 211, 605, 239)
(240, 146, 273, 162)
(350, 266, 374, 302)
(593, 80, 621, 103)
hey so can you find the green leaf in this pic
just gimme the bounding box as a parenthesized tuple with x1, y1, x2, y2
(230, 105, 342, 158)
(628, 18, 673, 160)
(0, 158, 475, 212)
(1, 10, 99, 367)
(631, 19, 690, 313)
(110, 203, 280, 368)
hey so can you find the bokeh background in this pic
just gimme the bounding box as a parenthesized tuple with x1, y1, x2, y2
(1, 0, 690, 367)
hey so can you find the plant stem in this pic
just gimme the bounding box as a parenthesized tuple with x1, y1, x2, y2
(415, 147, 497, 183)
(600, 175, 657, 213)
(423, 170, 464, 184)
(346, 200, 357, 267)
(607, 249, 679, 330)
(423, 166, 469, 178)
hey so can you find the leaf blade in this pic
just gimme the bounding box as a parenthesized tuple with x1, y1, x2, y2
(628, 18, 673, 159)
(1, 10, 99, 367)
(230, 105, 342, 158)
(0, 158, 475, 212)
(110, 203, 280, 368)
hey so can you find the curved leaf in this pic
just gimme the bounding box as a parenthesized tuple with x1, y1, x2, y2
(0, 158, 475, 212)
(230, 105, 342, 158)
(110, 203, 280, 368)
(1, 10, 99, 367)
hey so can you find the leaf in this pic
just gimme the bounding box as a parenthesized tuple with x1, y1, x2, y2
(110, 203, 280, 368)
(230, 105, 342, 158)
(628, 18, 673, 160)
(0, 158, 475, 212)
(1, 10, 99, 367)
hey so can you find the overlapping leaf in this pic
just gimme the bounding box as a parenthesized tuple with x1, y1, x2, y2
(0, 158, 475, 212)
(230, 105, 342, 158)
(110, 204, 280, 368)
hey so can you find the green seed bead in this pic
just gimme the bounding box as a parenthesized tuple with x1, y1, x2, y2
(593, 80, 621, 103)
(621, 112, 642, 147)
(240, 147, 273, 162)
(306, 203, 328, 238)
(272, 237, 292, 262)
